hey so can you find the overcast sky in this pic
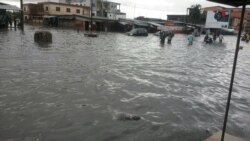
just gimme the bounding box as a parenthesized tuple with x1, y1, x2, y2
(0, 0, 229, 19)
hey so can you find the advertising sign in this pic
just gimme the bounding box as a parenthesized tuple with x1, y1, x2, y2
(205, 10, 230, 29)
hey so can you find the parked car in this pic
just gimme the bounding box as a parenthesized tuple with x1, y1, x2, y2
(127, 28, 148, 36)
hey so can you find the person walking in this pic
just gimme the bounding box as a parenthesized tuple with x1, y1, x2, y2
(219, 34, 224, 43)
(167, 32, 174, 44)
(187, 34, 193, 45)
(213, 32, 217, 42)
(160, 31, 167, 44)
(204, 34, 209, 42)
(14, 15, 17, 29)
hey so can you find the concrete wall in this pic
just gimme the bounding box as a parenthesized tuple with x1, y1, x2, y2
(23, 5, 30, 14)
(116, 14, 126, 20)
(107, 12, 116, 19)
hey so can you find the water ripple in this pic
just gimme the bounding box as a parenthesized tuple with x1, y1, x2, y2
(0, 25, 250, 141)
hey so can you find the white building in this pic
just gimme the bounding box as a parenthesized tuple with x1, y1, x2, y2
(59, 0, 126, 19)
(102, 1, 125, 19)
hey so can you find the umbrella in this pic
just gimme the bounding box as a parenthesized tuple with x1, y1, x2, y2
(207, 0, 248, 141)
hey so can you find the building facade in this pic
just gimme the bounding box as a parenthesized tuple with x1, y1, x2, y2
(59, 0, 99, 16)
(230, 8, 250, 32)
(41, 2, 90, 16)
(59, 0, 91, 6)
(102, 1, 125, 20)
(167, 15, 187, 23)
(59, 0, 126, 19)
(23, 2, 91, 30)
(23, 3, 44, 23)
(24, 2, 90, 23)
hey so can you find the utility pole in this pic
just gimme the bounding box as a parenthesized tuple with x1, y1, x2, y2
(133, 2, 136, 19)
(101, 0, 103, 17)
(90, 0, 93, 31)
(20, 0, 24, 30)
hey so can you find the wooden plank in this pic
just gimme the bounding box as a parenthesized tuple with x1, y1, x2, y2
(204, 131, 245, 141)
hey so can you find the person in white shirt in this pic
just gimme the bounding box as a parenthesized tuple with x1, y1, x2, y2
(219, 34, 224, 43)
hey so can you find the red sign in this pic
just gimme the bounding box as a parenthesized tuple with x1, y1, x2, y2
(165, 21, 176, 26)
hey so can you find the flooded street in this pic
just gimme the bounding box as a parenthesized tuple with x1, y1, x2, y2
(0, 26, 250, 141)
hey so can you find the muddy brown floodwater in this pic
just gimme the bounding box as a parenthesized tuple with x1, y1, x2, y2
(0, 25, 250, 141)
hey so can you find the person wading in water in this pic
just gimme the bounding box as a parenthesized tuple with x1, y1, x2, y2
(160, 30, 167, 44)
(167, 32, 174, 44)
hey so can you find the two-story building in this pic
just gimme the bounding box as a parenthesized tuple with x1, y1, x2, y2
(24, 2, 91, 29)
(59, 0, 99, 17)
(41, 2, 90, 17)
(24, 2, 90, 21)
(23, 1, 125, 31)
(230, 8, 250, 32)
(102, 1, 126, 20)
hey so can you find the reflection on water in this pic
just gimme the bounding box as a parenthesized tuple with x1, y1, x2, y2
(0, 26, 250, 141)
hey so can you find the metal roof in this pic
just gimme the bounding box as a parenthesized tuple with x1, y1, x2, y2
(0, 2, 20, 11)
(208, 0, 250, 7)
(134, 20, 149, 27)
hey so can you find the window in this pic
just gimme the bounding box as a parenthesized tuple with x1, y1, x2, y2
(82, 10, 84, 15)
(76, 9, 80, 14)
(24, 7, 26, 12)
(56, 7, 60, 11)
(66, 8, 71, 13)
(45, 7, 48, 11)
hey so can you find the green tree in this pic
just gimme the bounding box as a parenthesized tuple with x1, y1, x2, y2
(189, 4, 202, 24)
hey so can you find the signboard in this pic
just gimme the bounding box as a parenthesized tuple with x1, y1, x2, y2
(205, 10, 230, 28)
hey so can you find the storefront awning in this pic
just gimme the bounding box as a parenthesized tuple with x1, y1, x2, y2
(43, 15, 57, 19)
(119, 22, 129, 25)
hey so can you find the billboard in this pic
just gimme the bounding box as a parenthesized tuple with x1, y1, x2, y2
(205, 10, 230, 29)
